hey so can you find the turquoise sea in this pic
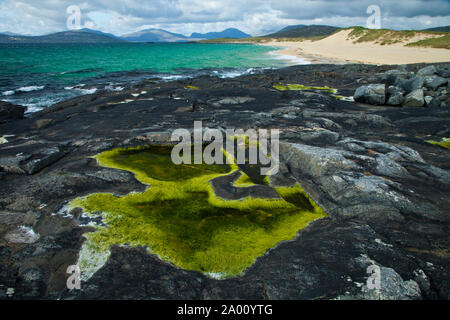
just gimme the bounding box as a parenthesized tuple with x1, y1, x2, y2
(0, 43, 306, 113)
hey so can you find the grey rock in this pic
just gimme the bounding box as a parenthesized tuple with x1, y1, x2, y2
(379, 70, 411, 86)
(403, 89, 425, 107)
(395, 76, 424, 94)
(216, 97, 255, 105)
(417, 65, 437, 77)
(436, 64, 450, 78)
(22, 147, 66, 175)
(271, 106, 302, 115)
(339, 261, 422, 300)
(374, 154, 409, 178)
(386, 86, 405, 106)
(296, 129, 340, 145)
(424, 76, 448, 91)
(354, 84, 386, 105)
(4, 226, 40, 244)
(424, 96, 441, 108)
(0, 154, 30, 174)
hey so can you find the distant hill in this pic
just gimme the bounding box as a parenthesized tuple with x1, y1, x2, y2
(266, 25, 341, 38)
(275, 25, 307, 33)
(190, 28, 251, 40)
(0, 29, 124, 44)
(422, 26, 450, 32)
(121, 29, 189, 42)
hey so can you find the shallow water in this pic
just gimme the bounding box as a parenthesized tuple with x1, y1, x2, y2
(0, 43, 296, 113)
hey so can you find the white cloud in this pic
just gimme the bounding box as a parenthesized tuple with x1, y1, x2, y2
(0, 0, 448, 36)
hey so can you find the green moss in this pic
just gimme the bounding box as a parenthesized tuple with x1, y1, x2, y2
(70, 145, 326, 279)
(273, 83, 337, 94)
(426, 138, 450, 149)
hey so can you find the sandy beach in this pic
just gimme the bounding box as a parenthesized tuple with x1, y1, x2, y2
(262, 29, 450, 65)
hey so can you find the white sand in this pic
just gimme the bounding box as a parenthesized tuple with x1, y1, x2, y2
(261, 29, 450, 65)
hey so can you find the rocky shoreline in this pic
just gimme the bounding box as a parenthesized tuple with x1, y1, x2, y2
(0, 63, 449, 300)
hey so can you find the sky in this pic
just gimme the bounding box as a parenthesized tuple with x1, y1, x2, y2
(0, 0, 449, 36)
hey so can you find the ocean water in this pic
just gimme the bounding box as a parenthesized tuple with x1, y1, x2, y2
(0, 43, 307, 113)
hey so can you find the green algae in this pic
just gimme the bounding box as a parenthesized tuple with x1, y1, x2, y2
(185, 85, 200, 90)
(273, 83, 337, 94)
(70, 145, 326, 280)
(233, 172, 256, 187)
(426, 138, 450, 149)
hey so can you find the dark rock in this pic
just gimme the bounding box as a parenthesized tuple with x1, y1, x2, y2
(354, 84, 386, 105)
(34, 119, 55, 129)
(0, 101, 26, 122)
(0, 63, 449, 300)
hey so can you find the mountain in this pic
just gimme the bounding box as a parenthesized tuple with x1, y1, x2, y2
(190, 28, 251, 40)
(266, 25, 341, 38)
(0, 29, 124, 44)
(422, 26, 450, 32)
(121, 29, 189, 42)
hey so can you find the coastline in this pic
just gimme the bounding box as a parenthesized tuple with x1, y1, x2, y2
(258, 29, 450, 65)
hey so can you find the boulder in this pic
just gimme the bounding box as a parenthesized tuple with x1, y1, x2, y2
(354, 84, 386, 105)
(386, 86, 405, 106)
(417, 65, 437, 77)
(394, 76, 424, 94)
(424, 76, 448, 91)
(403, 89, 425, 107)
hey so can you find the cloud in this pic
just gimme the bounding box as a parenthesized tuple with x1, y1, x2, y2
(0, 0, 449, 36)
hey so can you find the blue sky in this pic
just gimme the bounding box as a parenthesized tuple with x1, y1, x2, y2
(0, 0, 449, 36)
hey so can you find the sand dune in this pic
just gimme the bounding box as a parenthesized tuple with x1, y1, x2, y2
(262, 29, 450, 65)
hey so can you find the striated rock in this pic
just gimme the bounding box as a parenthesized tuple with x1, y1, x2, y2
(354, 84, 386, 105)
(403, 89, 425, 107)
(282, 128, 340, 145)
(0, 145, 66, 175)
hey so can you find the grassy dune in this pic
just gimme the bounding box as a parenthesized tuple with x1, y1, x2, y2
(197, 27, 450, 49)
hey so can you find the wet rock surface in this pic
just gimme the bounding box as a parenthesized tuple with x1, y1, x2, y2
(0, 63, 449, 300)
